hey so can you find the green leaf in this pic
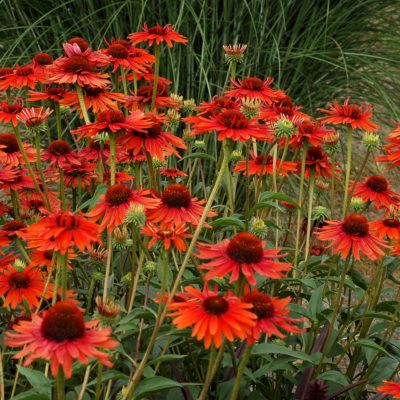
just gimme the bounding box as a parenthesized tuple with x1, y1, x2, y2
(148, 354, 187, 365)
(13, 390, 49, 400)
(317, 370, 349, 386)
(258, 191, 299, 208)
(308, 284, 325, 318)
(179, 152, 216, 163)
(79, 184, 108, 211)
(252, 344, 318, 364)
(17, 366, 51, 398)
(135, 377, 182, 399)
(209, 217, 245, 229)
(352, 339, 394, 358)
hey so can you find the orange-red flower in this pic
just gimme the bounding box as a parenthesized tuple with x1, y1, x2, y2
(128, 23, 188, 47)
(147, 183, 216, 226)
(142, 222, 191, 252)
(195, 96, 239, 116)
(159, 167, 187, 179)
(17, 107, 52, 128)
(304, 146, 333, 179)
(0, 265, 48, 309)
(87, 183, 160, 232)
(376, 124, 400, 169)
(118, 113, 186, 161)
(0, 64, 41, 91)
(168, 286, 256, 348)
(288, 120, 332, 150)
(60, 86, 126, 116)
(185, 109, 273, 142)
(128, 82, 176, 110)
(4, 301, 118, 378)
(0, 99, 24, 127)
(376, 381, 400, 398)
(260, 95, 310, 123)
(233, 153, 297, 176)
(315, 214, 388, 260)
(72, 110, 151, 139)
(197, 232, 291, 285)
(62, 162, 97, 189)
(46, 43, 110, 88)
(353, 175, 399, 209)
(24, 211, 101, 254)
(370, 218, 400, 240)
(28, 86, 66, 103)
(43, 140, 81, 168)
(0, 133, 36, 166)
(225, 77, 285, 104)
(318, 98, 379, 131)
(242, 288, 303, 343)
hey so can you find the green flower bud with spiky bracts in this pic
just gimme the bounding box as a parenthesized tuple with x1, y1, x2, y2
(193, 140, 206, 151)
(363, 131, 380, 150)
(152, 156, 167, 169)
(240, 97, 261, 119)
(350, 196, 365, 213)
(112, 226, 133, 250)
(323, 131, 340, 154)
(170, 93, 183, 108)
(143, 261, 157, 277)
(121, 272, 132, 287)
(13, 259, 26, 272)
(274, 118, 295, 138)
(183, 99, 196, 113)
(124, 203, 146, 227)
(312, 205, 330, 221)
(230, 149, 243, 163)
(93, 271, 105, 282)
(223, 44, 247, 64)
(250, 217, 268, 239)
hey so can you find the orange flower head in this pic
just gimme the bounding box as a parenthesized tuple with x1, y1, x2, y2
(353, 175, 399, 209)
(142, 222, 191, 252)
(304, 146, 332, 179)
(197, 232, 291, 285)
(376, 381, 400, 398)
(0, 99, 24, 127)
(370, 218, 400, 240)
(67, 37, 90, 51)
(33, 52, 53, 66)
(242, 289, 304, 342)
(5, 301, 118, 378)
(316, 214, 388, 260)
(128, 23, 188, 47)
(318, 98, 379, 131)
(168, 286, 256, 348)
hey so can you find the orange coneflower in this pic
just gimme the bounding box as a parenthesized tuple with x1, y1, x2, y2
(0, 133, 36, 166)
(27, 86, 66, 103)
(195, 96, 239, 116)
(168, 286, 256, 348)
(72, 109, 151, 140)
(142, 222, 191, 252)
(0, 64, 42, 91)
(46, 43, 110, 89)
(0, 220, 27, 239)
(260, 95, 309, 123)
(87, 183, 160, 232)
(185, 109, 273, 142)
(318, 98, 379, 131)
(316, 214, 388, 260)
(128, 23, 188, 47)
(147, 183, 216, 226)
(242, 288, 304, 343)
(62, 162, 97, 189)
(129, 82, 176, 110)
(304, 146, 333, 179)
(197, 232, 291, 286)
(376, 124, 400, 169)
(0, 99, 24, 127)
(370, 218, 400, 240)
(376, 381, 400, 398)
(5, 301, 118, 378)
(233, 153, 297, 176)
(24, 210, 101, 254)
(32, 52, 53, 69)
(159, 167, 187, 179)
(0, 167, 35, 192)
(17, 107, 52, 129)
(353, 175, 399, 209)
(43, 140, 81, 169)
(118, 113, 186, 161)
(288, 120, 332, 150)
(60, 85, 126, 116)
(225, 77, 285, 104)
(0, 265, 49, 309)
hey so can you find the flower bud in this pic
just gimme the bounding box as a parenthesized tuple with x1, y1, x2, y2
(250, 217, 268, 239)
(143, 261, 157, 277)
(274, 118, 295, 138)
(124, 203, 146, 227)
(223, 44, 247, 64)
(193, 140, 206, 151)
(183, 99, 196, 112)
(363, 131, 380, 150)
(350, 196, 365, 212)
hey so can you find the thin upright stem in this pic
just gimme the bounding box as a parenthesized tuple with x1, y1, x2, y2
(304, 169, 316, 264)
(342, 125, 353, 217)
(230, 343, 253, 400)
(150, 44, 161, 110)
(76, 85, 90, 124)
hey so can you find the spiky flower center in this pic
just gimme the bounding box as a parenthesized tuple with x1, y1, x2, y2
(226, 232, 264, 264)
(243, 291, 274, 319)
(219, 110, 248, 129)
(254, 154, 273, 165)
(213, 97, 237, 113)
(41, 301, 85, 342)
(34, 53, 53, 65)
(84, 86, 104, 97)
(162, 184, 191, 208)
(0, 133, 19, 153)
(2, 220, 26, 232)
(383, 218, 400, 228)
(64, 55, 92, 73)
(97, 110, 125, 124)
(275, 96, 294, 114)
(112, 39, 130, 48)
(48, 140, 71, 155)
(307, 146, 325, 162)
(147, 25, 167, 35)
(342, 214, 369, 237)
(108, 44, 129, 59)
(68, 37, 89, 51)
(146, 123, 162, 138)
(105, 184, 132, 206)
(55, 214, 81, 230)
(16, 66, 33, 76)
(298, 121, 315, 135)
(2, 103, 23, 114)
(44, 250, 54, 260)
(8, 271, 30, 289)
(241, 77, 264, 91)
(366, 175, 388, 192)
(203, 295, 229, 316)
(341, 104, 361, 119)
(0, 68, 13, 77)
(46, 87, 65, 97)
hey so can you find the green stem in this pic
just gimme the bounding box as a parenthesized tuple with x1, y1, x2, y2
(230, 61, 237, 80)
(330, 153, 335, 220)
(109, 133, 116, 186)
(10, 189, 20, 218)
(342, 126, 353, 218)
(122, 140, 233, 399)
(293, 146, 307, 270)
(244, 140, 251, 231)
(55, 102, 62, 139)
(56, 370, 65, 400)
(145, 151, 158, 191)
(304, 169, 316, 264)
(229, 343, 253, 400)
(102, 234, 113, 302)
(94, 363, 103, 400)
(75, 85, 90, 124)
(151, 44, 161, 110)
(59, 168, 66, 211)
(60, 252, 68, 300)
